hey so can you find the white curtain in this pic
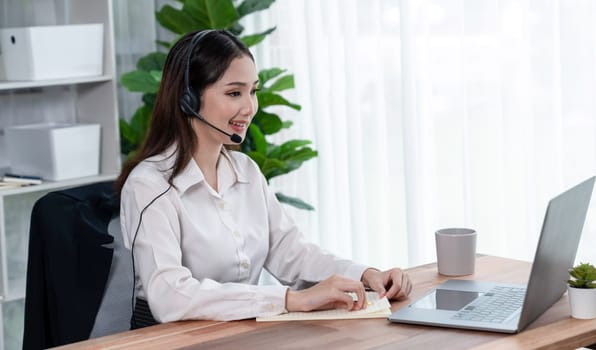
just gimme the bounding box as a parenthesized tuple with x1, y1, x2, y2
(247, 0, 596, 270)
(112, 0, 160, 121)
(113, 0, 596, 270)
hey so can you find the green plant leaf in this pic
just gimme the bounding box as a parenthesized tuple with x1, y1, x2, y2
(183, 1, 211, 28)
(207, 0, 239, 28)
(156, 5, 200, 34)
(258, 92, 301, 110)
(237, 0, 275, 17)
(247, 151, 266, 167)
(120, 138, 135, 157)
(265, 166, 293, 179)
(275, 192, 315, 210)
(142, 93, 157, 109)
(121, 70, 161, 93)
(282, 120, 293, 129)
(284, 148, 318, 162)
(137, 52, 167, 72)
(149, 70, 162, 81)
(129, 105, 152, 142)
(261, 158, 288, 179)
(119, 119, 135, 144)
(280, 140, 312, 158)
(267, 74, 294, 92)
(119, 105, 152, 156)
(267, 145, 282, 159)
(259, 68, 286, 86)
(156, 40, 172, 49)
(284, 149, 318, 172)
(240, 27, 276, 47)
(249, 124, 268, 154)
(240, 131, 254, 153)
(568, 279, 580, 288)
(120, 137, 135, 157)
(185, 0, 239, 29)
(267, 140, 317, 170)
(252, 109, 283, 135)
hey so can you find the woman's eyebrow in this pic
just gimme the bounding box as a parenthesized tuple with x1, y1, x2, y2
(225, 80, 260, 87)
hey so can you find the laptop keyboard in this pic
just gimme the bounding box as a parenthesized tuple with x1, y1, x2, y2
(451, 286, 526, 323)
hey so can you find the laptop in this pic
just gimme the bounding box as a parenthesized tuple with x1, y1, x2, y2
(388, 176, 595, 333)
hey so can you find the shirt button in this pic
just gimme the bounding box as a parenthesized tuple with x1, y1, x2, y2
(233, 230, 240, 237)
(218, 201, 225, 209)
(241, 261, 249, 269)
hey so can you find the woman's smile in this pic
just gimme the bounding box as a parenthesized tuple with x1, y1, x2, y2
(229, 119, 249, 133)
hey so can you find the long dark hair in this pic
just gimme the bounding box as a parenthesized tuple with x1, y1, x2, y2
(115, 30, 253, 193)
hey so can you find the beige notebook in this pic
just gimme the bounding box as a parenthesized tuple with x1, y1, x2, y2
(256, 292, 391, 322)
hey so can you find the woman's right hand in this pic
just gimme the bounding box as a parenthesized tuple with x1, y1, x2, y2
(285, 275, 367, 312)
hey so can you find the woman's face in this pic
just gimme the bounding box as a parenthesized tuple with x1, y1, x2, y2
(197, 54, 259, 145)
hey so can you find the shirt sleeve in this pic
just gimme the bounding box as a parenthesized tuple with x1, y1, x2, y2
(261, 176, 370, 289)
(120, 176, 288, 322)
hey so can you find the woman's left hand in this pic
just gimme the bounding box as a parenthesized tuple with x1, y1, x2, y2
(361, 268, 413, 300)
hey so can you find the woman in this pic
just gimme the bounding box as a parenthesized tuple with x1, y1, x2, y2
(116, 29, 412, 326)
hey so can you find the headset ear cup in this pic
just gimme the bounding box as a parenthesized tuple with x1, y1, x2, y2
(179, 87, 199, 116)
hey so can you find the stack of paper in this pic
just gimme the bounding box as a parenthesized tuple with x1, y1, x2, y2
(256, 291, 391, 322)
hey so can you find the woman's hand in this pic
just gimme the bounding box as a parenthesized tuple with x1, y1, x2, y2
(285, 275, 367, 312)
(361, 268, 413, 300)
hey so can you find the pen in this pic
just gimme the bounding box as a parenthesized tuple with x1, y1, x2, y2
(2, 173, 43, 185)
(3, 173, 43, 180)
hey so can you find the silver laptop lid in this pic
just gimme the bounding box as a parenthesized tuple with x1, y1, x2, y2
(517, 176, 595, 330)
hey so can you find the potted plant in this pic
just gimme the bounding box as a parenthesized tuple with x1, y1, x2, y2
(567, 262, 596, 319)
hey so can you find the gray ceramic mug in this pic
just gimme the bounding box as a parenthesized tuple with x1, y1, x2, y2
(435, 228, 477, 276)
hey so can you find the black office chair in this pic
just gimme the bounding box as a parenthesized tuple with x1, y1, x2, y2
(22, 181, 133, 349)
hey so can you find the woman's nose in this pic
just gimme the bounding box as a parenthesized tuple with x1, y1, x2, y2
(242, 95, 258, 116)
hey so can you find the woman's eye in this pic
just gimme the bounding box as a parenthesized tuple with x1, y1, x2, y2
(251, 88, 260, 95)
(227, 92, 241, 97)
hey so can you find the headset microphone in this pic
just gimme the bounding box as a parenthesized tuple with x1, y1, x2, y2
(188, 109, 243, 143)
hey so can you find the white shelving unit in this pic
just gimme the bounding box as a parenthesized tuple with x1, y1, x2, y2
(0, 1, 120, 349)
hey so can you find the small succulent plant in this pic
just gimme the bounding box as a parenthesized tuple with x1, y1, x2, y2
(568, 262, 596, 289)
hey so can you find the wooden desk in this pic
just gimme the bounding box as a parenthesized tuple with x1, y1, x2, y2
(56, 256, 596, 350)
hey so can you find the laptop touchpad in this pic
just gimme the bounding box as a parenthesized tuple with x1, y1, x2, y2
(410, 289, 483, 311)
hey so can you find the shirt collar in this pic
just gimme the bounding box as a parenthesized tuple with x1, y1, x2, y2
(220, 148, 250, 184)
(165, 146, 250, 194)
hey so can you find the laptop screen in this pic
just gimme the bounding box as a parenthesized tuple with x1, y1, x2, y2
(517, 176, 595, 330)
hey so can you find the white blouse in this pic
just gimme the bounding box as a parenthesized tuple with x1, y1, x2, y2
(120, 147, 369, 322)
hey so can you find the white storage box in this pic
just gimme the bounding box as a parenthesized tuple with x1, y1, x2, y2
(0, 24, 103, 80)
(5, 123, 101, 181)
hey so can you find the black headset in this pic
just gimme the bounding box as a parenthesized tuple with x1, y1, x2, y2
(179, 29, 215, 116)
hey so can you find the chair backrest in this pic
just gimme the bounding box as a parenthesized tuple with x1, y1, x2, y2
(23, 181, 133, 349)
(89, 216, 133, 338)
